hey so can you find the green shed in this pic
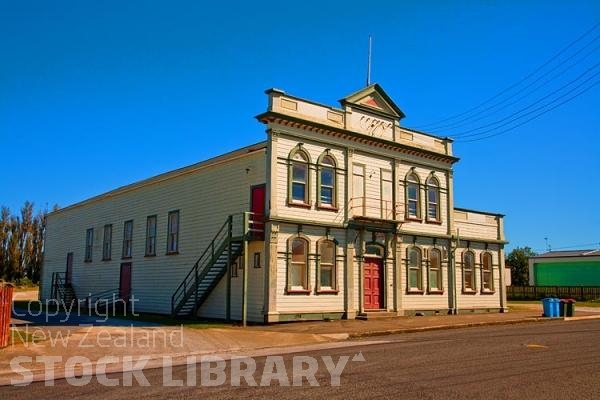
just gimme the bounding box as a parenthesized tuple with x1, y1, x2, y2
(528, 250, 600, 286)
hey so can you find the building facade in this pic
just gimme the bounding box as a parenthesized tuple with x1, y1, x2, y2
(528, 250, 600, 286)
(41, 85, 507, 323)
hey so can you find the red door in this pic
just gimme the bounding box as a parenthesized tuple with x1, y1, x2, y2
(119, 263, 132, 301)
(364, 257, 383, 309)
(250, 184, 266, 240)
(65, 252, 73, 284)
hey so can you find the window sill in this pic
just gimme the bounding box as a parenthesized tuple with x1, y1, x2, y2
(406, 289, 424, 295)
(427, 290, 444, 295)
(316, 205, 339, 212)
(426, 219, 443, 225)
(144, 254, 156, 258)
(316, 289, 339, 295)
(462, 290, 477, 295)
(480, 290, 496, 295)
(287, 201, 312, 209)
(121, 256, 132, 260)
(405, 217, 422, 223)
(166, 251, 179, 256)
(286, 289, 311, 295)
(101, 258, 111, 262)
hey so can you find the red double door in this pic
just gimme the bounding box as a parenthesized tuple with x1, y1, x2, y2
(364, 257, 384, 309)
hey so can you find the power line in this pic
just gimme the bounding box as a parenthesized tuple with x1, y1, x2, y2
(432, 38, 600, 134)
(455, 78, 599, 142)
(534, 242, 600, 253)
(453, 62, 600, 139)
(414, 21, 600, 130)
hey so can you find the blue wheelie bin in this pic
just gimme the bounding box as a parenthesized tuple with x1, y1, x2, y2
(550, 298, 561, 317)
(541, 298, 552, 317)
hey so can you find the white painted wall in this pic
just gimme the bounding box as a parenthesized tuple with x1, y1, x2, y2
(41, 146, 267, 320)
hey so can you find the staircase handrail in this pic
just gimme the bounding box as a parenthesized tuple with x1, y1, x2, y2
(171, 212, 265, 316)
(171, 214, 243, 315)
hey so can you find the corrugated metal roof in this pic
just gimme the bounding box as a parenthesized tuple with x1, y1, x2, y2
(533, 250, 600, 259)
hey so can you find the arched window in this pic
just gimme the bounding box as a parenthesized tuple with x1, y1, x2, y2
(426, 176, 440, 222)
(317, 239, 337, 292)
(287, 236, 309, 292)
(317, 154, 337, 208)
(462, 251, 476, 291)
(406, 173, 421, 219)
(288, 148, 310, 205)
(481, 252, 494, 292)
(407, 246, 423, 291)
(428, 248, 443, 292)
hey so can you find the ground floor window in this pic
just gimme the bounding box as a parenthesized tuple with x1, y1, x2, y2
(462, 250, 476, 291)
(407, 246, 423, 292)
(317, 239, 337, 292)
(428, 248, 443, 292)
(287, 236, 309, 293)
(481, 252, 494, 292)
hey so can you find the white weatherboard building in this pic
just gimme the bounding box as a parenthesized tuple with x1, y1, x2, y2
(41, 85, 508, 323)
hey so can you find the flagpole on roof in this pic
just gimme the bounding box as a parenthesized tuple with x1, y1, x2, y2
(366, 35, 372, 86)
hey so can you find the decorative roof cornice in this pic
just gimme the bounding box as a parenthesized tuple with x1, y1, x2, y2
(256, 111, 459, 165)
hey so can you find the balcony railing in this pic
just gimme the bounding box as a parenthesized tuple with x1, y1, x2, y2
(349, 197, 403, 221)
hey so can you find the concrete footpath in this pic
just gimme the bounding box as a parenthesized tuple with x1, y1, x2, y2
(2, 304, 600, 386)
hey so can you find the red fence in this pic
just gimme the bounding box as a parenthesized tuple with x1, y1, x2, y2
(0, 283, 14, 348)
(507, 285, 600, 301)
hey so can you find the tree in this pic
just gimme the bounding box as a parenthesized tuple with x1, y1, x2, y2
(506, 247, 537, 286)
(0, 202, 48, 283)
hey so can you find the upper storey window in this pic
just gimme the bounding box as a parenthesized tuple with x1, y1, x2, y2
(317, 154, 337, 209)
(406, 173, 421, 220)
(288, 148, 310, 206)
(426, 176, 440, 222)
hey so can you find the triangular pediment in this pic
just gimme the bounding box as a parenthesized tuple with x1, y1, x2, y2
(340, 84, 405, 120)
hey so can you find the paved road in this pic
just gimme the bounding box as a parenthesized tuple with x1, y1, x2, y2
(3, 319, 599, 399)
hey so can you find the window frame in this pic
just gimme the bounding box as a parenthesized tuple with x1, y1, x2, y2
(317, 153, 337, 210)
(286, 236, 310, 294)
(426, 176, 441, 223)
(405, 172, 421, 221)
(352, 163, 366, 217)
(122, 220, 133, 259)
(481, 252, 495, 293)
(427, 248, 443, 293)
(462, 250, 476, 293)
(316, 239, 338, 294)
(166, 210, 180, 255)
(406, 246, 424, 293)
(84, 228, 94, 262)
(380, 169, 393, 220)
(145, 215, 157, 257)
(287, 147, 311, 207)
(102, 224, 112, 261)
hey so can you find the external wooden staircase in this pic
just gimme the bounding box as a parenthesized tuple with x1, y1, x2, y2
(51, 272, 77, 305)
(171, 213, 260, 319)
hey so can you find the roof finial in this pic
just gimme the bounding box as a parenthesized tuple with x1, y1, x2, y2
(366, 35, 372, 87)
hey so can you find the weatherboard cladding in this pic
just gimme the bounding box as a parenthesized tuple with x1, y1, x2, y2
(41, 85, 505, 321)
(41, 148, 267, 320)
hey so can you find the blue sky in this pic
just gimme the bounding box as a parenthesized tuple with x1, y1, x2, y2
(1, 1, 599, 253)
